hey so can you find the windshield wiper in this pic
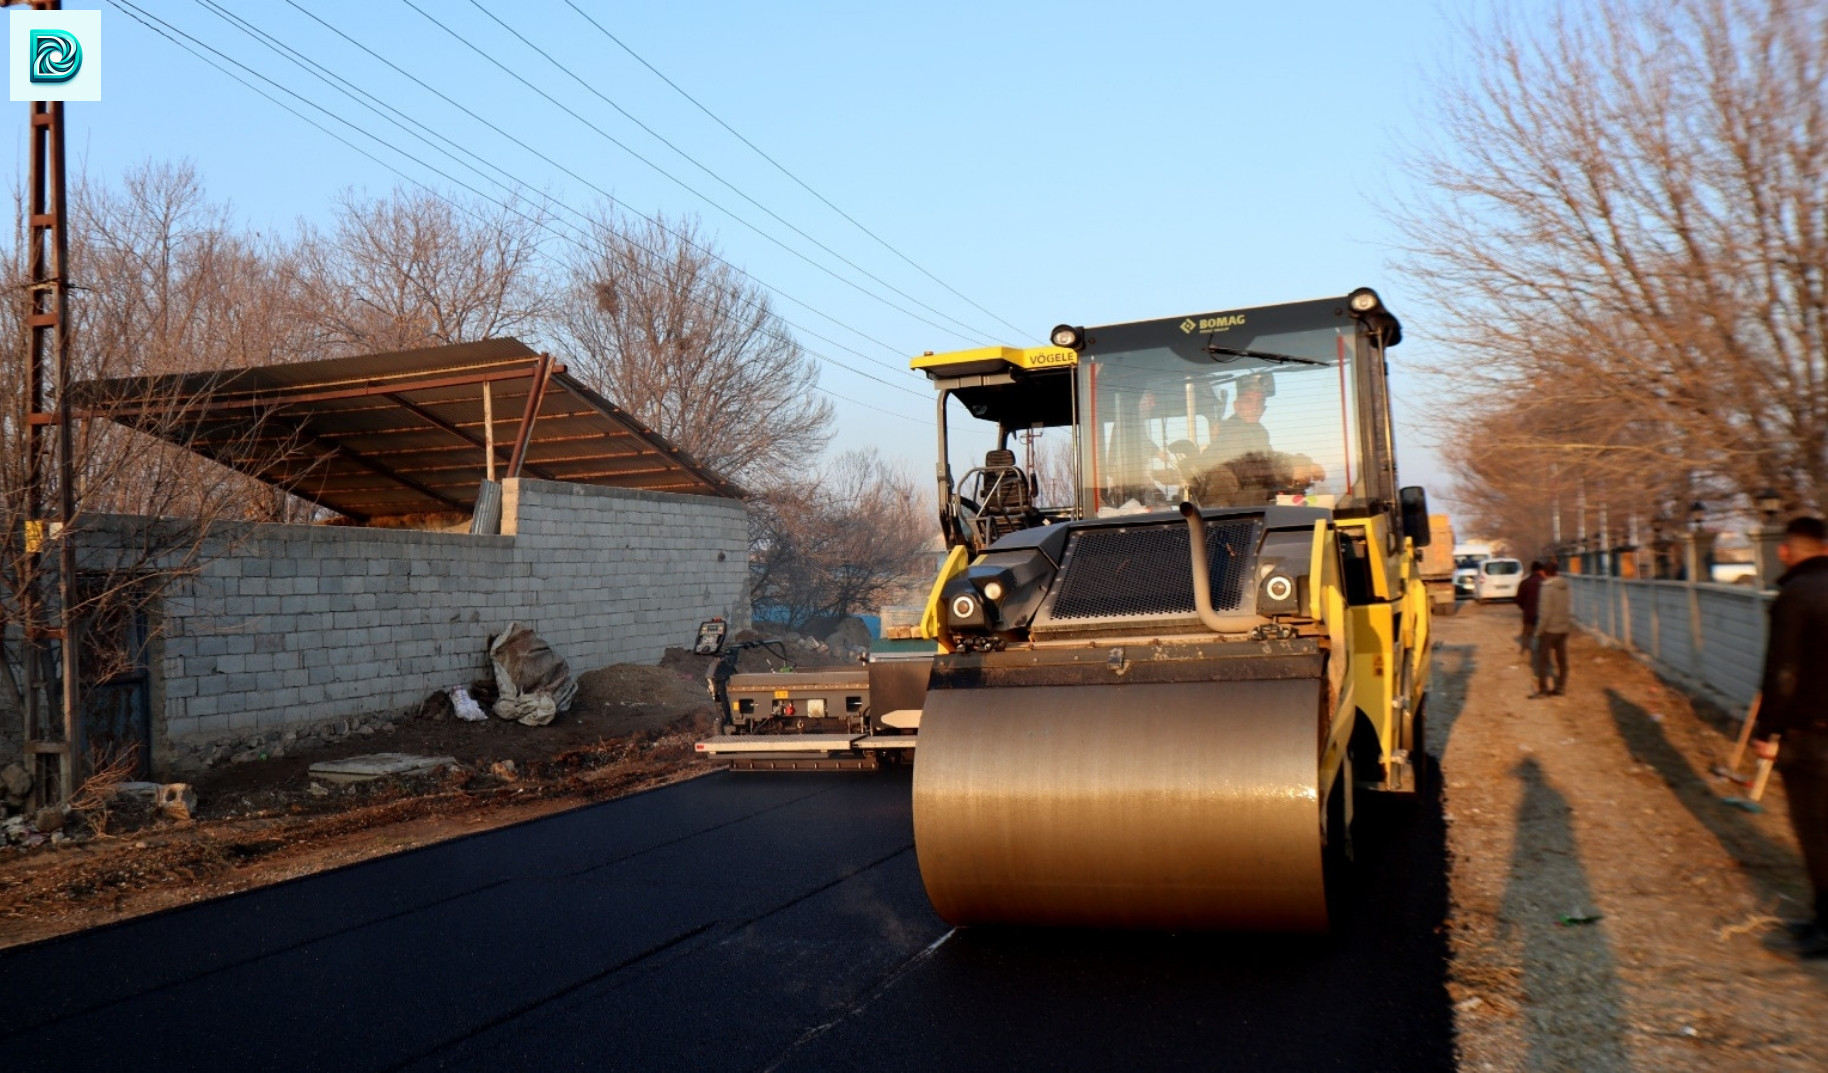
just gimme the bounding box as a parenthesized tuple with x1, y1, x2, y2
(1202, 343, 1326, 366)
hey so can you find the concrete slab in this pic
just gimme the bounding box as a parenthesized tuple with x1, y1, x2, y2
(307, 753, 458, 785)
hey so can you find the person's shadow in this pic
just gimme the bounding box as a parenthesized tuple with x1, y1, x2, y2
(1499, 756, 1633, 1071)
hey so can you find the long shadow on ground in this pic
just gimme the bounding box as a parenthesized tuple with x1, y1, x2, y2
(1430, 642, 1479, 750)
(1500, 757, 1632, 1072)
(1605, 687, 1808, 913)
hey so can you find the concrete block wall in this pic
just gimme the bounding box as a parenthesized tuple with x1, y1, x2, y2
(154, 478, 747, 761)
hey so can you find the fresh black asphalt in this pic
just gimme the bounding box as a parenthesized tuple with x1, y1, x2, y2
(0, 768, 1452, 1072)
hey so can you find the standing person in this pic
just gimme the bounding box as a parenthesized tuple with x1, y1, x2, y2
(1516, 561, 1547, 657)
(1533, 561, 1571, 697)
(1751, 516, 1828, 957)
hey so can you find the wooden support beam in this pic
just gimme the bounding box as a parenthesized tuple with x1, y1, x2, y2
(383, 391, 557, 481)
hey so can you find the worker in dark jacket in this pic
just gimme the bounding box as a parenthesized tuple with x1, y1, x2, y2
(1753, 516, 1828, 957)
(1516, 561, 1547, 656)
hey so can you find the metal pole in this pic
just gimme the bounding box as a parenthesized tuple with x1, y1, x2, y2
(51, 96, 80, 796)
(21, 85, 82, 803)
(17, 2, 82, 803)
(1682, 531, 1703, 681)
(20, 97, 49, 805)
(1551, 463, 1562, 547)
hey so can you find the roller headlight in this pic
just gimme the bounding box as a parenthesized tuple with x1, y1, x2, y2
(982, 580, 1006, 602)
(1256, 568, 1303, 615)
(1346, 287, 1382, 315)
(951, 594, 979, 620)
(1050, 324, 1085, 350)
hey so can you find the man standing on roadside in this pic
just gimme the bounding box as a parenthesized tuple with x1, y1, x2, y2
(1752, 516, 1828, 958)
(1533, 561, 1571, 698)
(1517, 561, 1547, 657)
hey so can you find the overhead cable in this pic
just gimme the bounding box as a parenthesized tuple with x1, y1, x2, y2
(397, 0, 981, 347)
(105, 0, 932, 426)
(462, 0, 1000, 344)
(187, 0, 918, 390)
(278, 0, 920, 367)
(560, 0, 1031, 341)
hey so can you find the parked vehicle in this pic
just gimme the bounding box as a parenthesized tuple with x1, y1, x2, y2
(1452, 549, 1491, 599)
(1474, 557, 1524, 602)
(1419, 514, 1458, 614)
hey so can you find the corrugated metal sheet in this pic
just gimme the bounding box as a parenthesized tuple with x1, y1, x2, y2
(75, 339, 743, 520)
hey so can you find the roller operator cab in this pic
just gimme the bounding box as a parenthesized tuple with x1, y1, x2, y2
(910, 289, 1435, 932)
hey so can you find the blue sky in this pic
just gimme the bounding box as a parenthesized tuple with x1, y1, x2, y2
(40, 0, 1494, 522)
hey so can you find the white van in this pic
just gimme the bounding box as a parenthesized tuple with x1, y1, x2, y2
(1475, 557, 1524, 602)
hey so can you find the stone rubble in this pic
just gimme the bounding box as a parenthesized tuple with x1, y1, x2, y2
(166, 708, 411, 776)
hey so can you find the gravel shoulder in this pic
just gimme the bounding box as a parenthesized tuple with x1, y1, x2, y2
(1437, 601, 1826, 1071)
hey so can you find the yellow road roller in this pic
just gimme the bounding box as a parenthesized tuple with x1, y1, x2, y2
(910, 288, 1434, 931)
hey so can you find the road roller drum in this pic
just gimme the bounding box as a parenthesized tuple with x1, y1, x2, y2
(913, 679, 1330, 931)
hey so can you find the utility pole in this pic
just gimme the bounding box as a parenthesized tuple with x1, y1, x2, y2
(17, 0, 82, 806)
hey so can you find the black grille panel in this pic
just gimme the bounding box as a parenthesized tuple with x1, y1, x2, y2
(1046, 519, 1259, 621)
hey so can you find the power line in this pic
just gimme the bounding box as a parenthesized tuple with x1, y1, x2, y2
(560, 0, 1032, 342)
(397, 0, 981, 348)
(460, 0, 999, 345)
(193, 0, 897, 384)
(105, 0, 932, 427)
(276, 0, 920, 369)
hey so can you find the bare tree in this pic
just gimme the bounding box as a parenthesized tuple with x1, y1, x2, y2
(555, 211, 831, 486)
(295, 186, 552, 355)
(2, 162, 306, 785)
(749, 450, 931, 630)
(1394, 0, 1828, 533)
(1019, 430, 1077, 510)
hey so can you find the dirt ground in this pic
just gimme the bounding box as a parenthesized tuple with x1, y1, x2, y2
(1437, 601, 1827, 1072)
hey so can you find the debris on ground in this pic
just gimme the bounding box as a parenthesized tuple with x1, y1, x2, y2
(489, 622, 578, 726)
(2, 762, 32, 807)
(307, 754, 460, 785)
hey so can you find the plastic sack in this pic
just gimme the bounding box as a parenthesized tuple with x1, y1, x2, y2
(489, 623, 576, 727)
(450, 686, 488, 723)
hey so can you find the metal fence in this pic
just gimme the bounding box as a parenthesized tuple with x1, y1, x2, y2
(1568, 575, 1770, 709)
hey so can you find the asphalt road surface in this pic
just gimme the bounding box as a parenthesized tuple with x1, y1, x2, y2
(0, 765, 1452, 1072)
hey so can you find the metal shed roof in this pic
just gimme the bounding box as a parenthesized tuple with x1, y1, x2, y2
(76, 339, 743, 520)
